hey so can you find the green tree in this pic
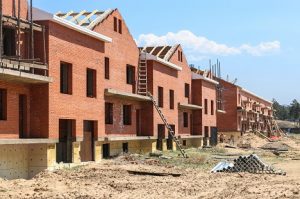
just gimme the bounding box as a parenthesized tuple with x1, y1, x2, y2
(289, 99, 300, 121)
(272, 99, 289, 120)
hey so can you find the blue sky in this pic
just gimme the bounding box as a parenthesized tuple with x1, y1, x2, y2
(33, 0, 300, 105)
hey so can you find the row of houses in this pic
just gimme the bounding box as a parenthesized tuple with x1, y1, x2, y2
(0, 0, 274, 179)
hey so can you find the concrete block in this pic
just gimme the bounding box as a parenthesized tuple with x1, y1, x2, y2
(72, 142, 81, 163)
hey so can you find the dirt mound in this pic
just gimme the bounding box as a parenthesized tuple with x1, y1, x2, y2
(261, 142, 291, 151)
(237, 133, 268, 148)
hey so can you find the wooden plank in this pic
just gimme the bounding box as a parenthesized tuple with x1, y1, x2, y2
(127, 170, 181, 177)
(1, 59, 48, 70)
(2, 15, 42, 31)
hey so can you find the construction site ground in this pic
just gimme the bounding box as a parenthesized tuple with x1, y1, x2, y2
(0, 134, 300, 199)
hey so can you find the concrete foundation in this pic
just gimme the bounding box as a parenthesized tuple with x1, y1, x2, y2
(180, 137, 203, 149)
(94, 139, 157, 160)
(0, 143, 56, 179)
(219, 131, 242, 145)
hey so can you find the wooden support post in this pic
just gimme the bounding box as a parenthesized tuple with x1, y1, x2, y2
(42, 25, 47, 66)
(13, 0, 16, 17)
(0, 0, 3, 59)
(30, 0, 34, 59)
(17, 0, 21, 58)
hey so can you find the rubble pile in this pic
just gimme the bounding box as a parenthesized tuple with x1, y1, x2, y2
(211, 154, 286, 175)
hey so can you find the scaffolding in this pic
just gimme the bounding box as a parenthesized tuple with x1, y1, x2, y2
(209, 59, 225, 112)
(0, 0, 48, 78)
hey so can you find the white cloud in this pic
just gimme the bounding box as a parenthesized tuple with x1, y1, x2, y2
(136, 30, 280, 60)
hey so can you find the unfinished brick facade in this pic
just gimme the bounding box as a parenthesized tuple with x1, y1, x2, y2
(217, 79, 273, 143)
(0, 1, 275, 179)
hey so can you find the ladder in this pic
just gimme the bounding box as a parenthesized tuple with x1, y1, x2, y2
(147, 92, 188, 158)
(137, 51, 148, 96)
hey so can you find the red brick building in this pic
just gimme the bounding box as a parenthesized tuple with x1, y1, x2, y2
(217, 79, 273, 143)
(138, 45, 203, 150)
(0, 0, 54, 179)
(0, 0, 275, 179)
(191, 71, 219, 146)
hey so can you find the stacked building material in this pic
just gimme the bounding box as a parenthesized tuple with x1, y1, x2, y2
(211, 154, 286, 175)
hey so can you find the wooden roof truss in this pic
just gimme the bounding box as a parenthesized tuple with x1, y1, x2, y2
(56, 9, 113, 29)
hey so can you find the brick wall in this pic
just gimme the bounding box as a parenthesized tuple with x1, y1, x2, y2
(104, 96, 142, 136)
(217, 79, 238, 132)
(30, 84, 49, 138)
(146, 45, 193, 137)
(217, 79, 273, 133)
(93, 9, 139, 94)
(0, 80, 30, 138)
(92, 10, 142, 136)
(3, 0, 28, 19)
(45, 21, 106, 139)
(192, 79, 217, 136)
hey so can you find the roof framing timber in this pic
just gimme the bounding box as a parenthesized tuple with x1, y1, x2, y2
(69, 10, 87, 23)
(78, 10, 98, 26)
(156, 46, 167, 57)
(2, 15, 42, 31)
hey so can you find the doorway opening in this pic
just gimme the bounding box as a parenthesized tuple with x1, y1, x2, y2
(3, 27, 16, 57)
(19, 94, 27, 138)
(122, 142, 129, 153)
(80, 121, 96, 162)
(102, 143, 110, 159)
(156, 124, 165, 151)
(57, 119, 75, 163)
(167, 125, 175, 150)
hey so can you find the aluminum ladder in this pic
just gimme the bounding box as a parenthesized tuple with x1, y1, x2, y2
(147, 92, 188, 158)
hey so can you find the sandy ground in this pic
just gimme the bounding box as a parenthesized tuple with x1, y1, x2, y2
(0, 134, 300, 199)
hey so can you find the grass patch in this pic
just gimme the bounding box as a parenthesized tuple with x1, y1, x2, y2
(154, 148, 219, 171)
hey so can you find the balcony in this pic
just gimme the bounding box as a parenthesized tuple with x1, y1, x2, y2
(0, 58, 52, 83)
(0, 13, 51, 84)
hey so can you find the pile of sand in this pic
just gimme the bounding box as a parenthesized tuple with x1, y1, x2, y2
(237, 133, 268, 148)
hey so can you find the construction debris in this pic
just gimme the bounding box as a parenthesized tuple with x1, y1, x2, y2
(211, 154, 286, 175)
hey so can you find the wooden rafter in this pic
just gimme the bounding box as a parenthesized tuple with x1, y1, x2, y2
(149, 46, 157, 54)
(86, 9, 112, 29)
(61, 11, 74, 19)
(156, 46, 167, 57)
(78, 10, 98, 26)
(69, 10, 86, 23)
